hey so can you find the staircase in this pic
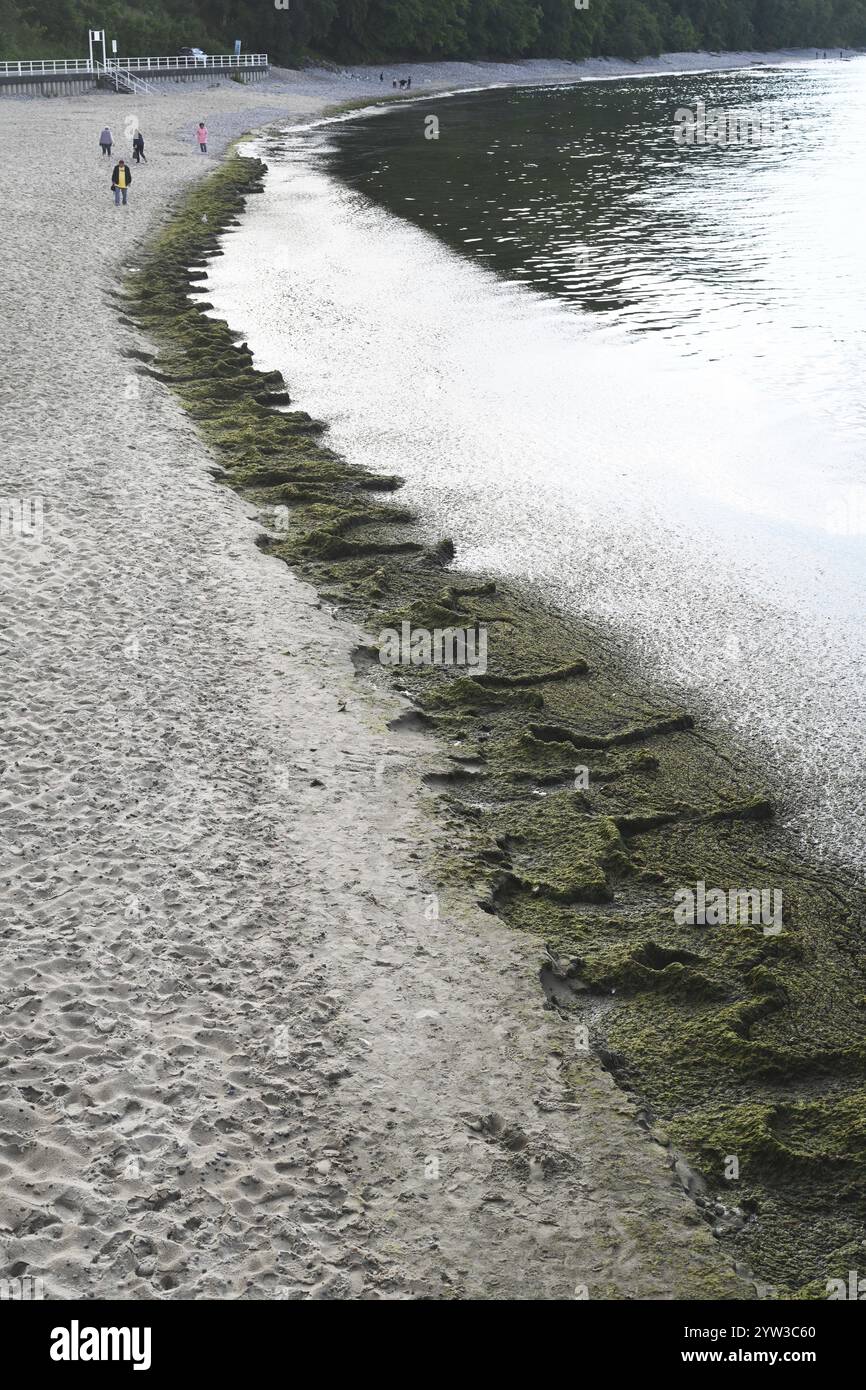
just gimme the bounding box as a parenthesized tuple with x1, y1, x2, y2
(96, 62, 159, 95)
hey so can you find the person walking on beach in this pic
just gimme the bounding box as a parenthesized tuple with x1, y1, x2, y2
(132, 130, 146, 163)
(111, 158, 131, 207)
(196, 122, 208, 154)
(99, 126, 113, 157)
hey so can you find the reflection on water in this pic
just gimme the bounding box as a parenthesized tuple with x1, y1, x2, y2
(324, 66, 866, 441)
(209, 61, 866, 873)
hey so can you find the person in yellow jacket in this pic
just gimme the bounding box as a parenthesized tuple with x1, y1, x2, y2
(111, 158, 132, 207)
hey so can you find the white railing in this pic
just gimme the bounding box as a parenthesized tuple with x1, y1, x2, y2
(115, 54, 268, 71)
(97, 61, 159, 96)
(0, 53, 267, 76)
(118, 70, 159, 95)
(0, 58, 92, 74)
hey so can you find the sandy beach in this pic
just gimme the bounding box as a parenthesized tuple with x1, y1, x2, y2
(0, 50, 831, 1300)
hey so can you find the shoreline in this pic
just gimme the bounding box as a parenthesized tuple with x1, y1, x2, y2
(0, 61, 760, 1302)
(0, 52, 862, 1300)
(314, 45, 859, 93)
(234, 56, 866, 895)
(124, 143, 866, 1295)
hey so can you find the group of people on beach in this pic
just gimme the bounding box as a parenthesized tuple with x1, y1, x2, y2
(98, 121, 209, 207)
(99, 125, 146, 160)
(379, 72, 412, 89)
(99, 126, 139, 206)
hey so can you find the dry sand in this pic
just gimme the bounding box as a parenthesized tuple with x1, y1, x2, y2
(0, 55, 791, 1299)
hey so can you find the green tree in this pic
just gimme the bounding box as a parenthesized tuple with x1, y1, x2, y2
(467, 0, 541, 56)
(2, 0, 866, 64)
(602, 0, 664, 57)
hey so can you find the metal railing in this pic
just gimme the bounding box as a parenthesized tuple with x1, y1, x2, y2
(0, 53, 267, 76)
(115, 54, 268, 71)
(97, 61, 159, 95)
(0, 58, 92, 73)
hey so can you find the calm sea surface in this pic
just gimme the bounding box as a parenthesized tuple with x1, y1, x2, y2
(207, 61, 866, 870)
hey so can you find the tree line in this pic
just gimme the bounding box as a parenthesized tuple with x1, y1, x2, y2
(2, 0, 865, 63)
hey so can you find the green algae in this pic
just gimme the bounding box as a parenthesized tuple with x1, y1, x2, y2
(125, 149, 866, 1297)
(494, 794, 632, 903)
(667, 1092, 866, 1293)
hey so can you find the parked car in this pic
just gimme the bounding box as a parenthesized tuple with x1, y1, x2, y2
(178, 47, 207, 65)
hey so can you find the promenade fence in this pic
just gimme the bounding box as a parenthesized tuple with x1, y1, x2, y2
(0, 53, 268, 76)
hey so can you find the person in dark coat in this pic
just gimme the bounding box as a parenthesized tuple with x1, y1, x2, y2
(111, 159, 132, 206)
(132, 131, 146, 163)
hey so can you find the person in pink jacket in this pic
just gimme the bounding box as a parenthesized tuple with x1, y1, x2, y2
(196, 122, 208, 154)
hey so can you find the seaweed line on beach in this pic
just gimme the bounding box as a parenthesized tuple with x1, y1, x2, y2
(121, 149, 866, 1296)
